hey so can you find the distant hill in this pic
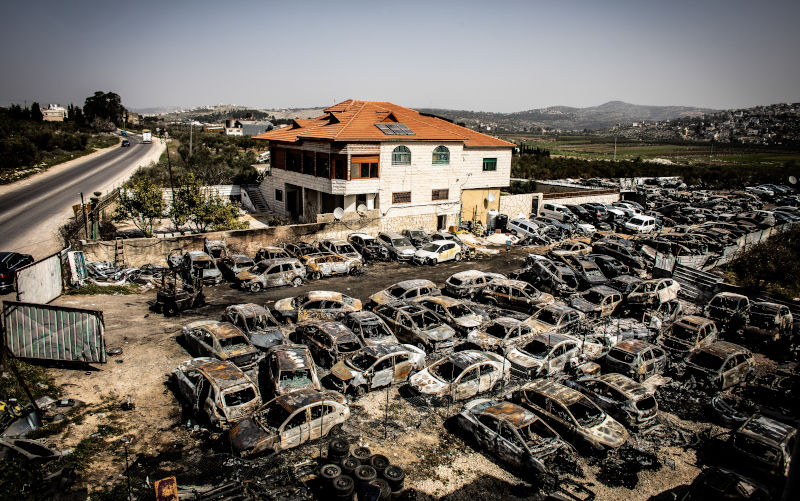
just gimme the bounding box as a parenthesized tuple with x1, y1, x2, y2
(420, 101, 717, 131)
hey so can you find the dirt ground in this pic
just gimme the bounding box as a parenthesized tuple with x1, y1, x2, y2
(23, 247, 782, 499)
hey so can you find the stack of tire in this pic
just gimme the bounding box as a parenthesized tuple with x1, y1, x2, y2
(320, 437, 406, 500)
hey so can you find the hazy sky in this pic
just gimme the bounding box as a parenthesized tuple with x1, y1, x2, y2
(2, 0, 798, 112)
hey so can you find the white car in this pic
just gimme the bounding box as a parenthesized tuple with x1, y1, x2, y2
(626, 278, 680, 307)
(623, 215, 657, 234)
(412, 240, 463, 265)
(408, 350, 511, 404)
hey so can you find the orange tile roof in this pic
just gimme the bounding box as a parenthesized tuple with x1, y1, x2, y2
(253, 100, 515, 148)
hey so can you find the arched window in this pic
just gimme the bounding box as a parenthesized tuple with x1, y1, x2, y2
(391, 146, 411, 165)
(432, 145, 450, 164)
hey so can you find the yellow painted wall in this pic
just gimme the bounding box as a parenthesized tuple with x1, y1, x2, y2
(460, 188, 501, 224)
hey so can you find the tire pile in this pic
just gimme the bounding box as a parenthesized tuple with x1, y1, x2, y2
(319, 437, 406, 500)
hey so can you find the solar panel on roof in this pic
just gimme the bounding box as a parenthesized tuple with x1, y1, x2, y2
(375, 123, 414, 135)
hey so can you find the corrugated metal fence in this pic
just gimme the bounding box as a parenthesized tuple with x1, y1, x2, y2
(2, 301, 106, 363)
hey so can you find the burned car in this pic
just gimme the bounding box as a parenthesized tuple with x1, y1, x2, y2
(477, 279, 555, 313)
(466, 317, 538, 353)
(172, 357, 260, 430)
(217, 254, 255, 281)
(411, 295, 490, 335)
(254, 246, 292, 262)
(561, 256, 607, 289)
(235, 258, 306, 292)
(223, 303, 286, 351)
(183, 250, 223, 285)
(548, 241, 592, 259)
(742, 301, 794, 347)
(603, 339, 668, 382)
(262, 344, 321, 397)
(505, 332, 581, 378)
(585, 254, 630, 279)
(444, 269, 506, 299)
(317, 239, 363, 264)
(684, 341, 754, 390)
(303, 253, 361, 280)
(565, 373, 658, 429)
(569, 286, 623, 318)
(327, 342, 426, 397)
(407, 350, 511, 404)
(284, 242, 322, 260)
(512, 379, 629, 451)
(512, 254, 579, 295)
(368, 279, 441, 307)
(658, 315, 718, 358)
(591, 239, 647, 272)
(377, 231, 417, 261)
(373, 301, 456, 352)
(608, 275, 643, 296)
(229, 389, 349, 457)
(294, 321, 364, 369)
(347, 233, 390, 262)
(181, 320, 261, 370)
(342, 311, 397, 346)
(401, 229, 432, 249)
(525, 303, 584, 336)
(705, 292, 751, 332)
(203, 238, 229, 261)
(626, 278, 681, 308)
(726, 415, 797, 478)
(454, 398, 568, 475)
(272, 291, 362, 323)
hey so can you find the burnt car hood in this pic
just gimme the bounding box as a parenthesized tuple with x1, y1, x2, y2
(229, 417, 276, 456)
(409, 370, 446, 396)
(422, 326, 454, 342)
(330, 361, 358, 381)
(570, 298, 599, 314)
(584, 415, 629, 448)
(235, 270, 258, 281)
(506, 349, 543, 370)
(249, 330, 285, 351)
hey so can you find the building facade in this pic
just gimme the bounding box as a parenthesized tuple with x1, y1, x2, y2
(42, 104, 67, 122)
(253, 100, 513, 231)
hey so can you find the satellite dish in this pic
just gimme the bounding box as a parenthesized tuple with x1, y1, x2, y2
(356, 204, 368, 216)
(487, 193, 496, 203)
(790, 176, 798, 185)
(333, 207, 344, 220)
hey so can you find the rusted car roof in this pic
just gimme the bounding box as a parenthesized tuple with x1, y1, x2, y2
(535, 303, 578, 316)
(347, 311, 380, 322)
(696, 341, 748, 359)
(315, 322, 358, 340)
(493, 279, 530, 289)
(394, 279, 437, 290)
(228, 303, 269, 318)
(413, 295, 464, 308)
(674, 315, 710, 329)
(201, 321, 246, 340)
(229, 254, 254, 263)
(305, 290, 349, 302)
(715, 292, 749, 300)
(739, 415, 796, 447)
(523, 379, 584, 406)
(587, 285, 621, 296)
(269, 344, 312, 370)
(596, 373, 651, 400)
(181, 358, 251, 391)
(614, 338, 652, 354)
(274, 389, 340, 413)
(450, 351, 490, 370)
(480, 400, 538, 428)
(531, 332, 573, 347)
(362, 342, 409, 358)
(493, 317, 524, 328)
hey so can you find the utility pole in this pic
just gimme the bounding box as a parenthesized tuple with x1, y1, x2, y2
(189, 121, 193, 157)
(164, 131, 176, 199)
(80, 192, 89, 239)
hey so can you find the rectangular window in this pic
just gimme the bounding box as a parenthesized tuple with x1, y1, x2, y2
(482, 158, 497, 171)
(302, 152, 315, 175)
(316, 153, 330, 178)
(287, 151, 301, 172)
(272, 148, 285, 170)
(431, 189, 449, 201)
(392, 191, 411, 204)
(275, 189, 283, 202)
(351, 156, 379, 179)
(333, 156, 347, 180)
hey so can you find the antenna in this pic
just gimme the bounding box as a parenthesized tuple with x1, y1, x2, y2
(333, 207, 344, 220)
(356, 204, 368, 216)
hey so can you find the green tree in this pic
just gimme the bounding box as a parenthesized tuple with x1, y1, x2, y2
(192, 195, 249, 233)
(114, 178, 164, 237)
(30, 102, 43, 122)
(169, 173, 204, 232)
(83, 91, 126, 126)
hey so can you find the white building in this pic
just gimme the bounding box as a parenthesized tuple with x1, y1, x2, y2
(253, 100, 514, 231)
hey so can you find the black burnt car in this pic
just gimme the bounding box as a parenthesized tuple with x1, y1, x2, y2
(585, 254, 630, 279)
(0, 252, 34, 293)
(347, 233, 390, 262)
(401, 229, 432, 249)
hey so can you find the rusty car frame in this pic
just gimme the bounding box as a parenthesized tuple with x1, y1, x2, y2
(326, 342, 426, 397)
(181, 320, 262, 370)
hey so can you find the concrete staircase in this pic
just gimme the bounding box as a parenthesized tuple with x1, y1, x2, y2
(243, 185, 268, 213)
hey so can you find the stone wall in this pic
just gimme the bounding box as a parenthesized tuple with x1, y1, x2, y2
(499, 193, 539, 218)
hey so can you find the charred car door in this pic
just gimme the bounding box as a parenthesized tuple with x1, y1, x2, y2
(280, 409, 309, 451)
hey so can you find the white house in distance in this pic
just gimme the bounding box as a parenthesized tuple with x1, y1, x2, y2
(252, 100, 513, 231)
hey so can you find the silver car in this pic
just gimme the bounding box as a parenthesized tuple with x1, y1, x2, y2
(235, 258, 306, 292)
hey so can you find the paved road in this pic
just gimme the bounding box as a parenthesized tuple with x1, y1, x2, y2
(0, 135, 163, 258)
